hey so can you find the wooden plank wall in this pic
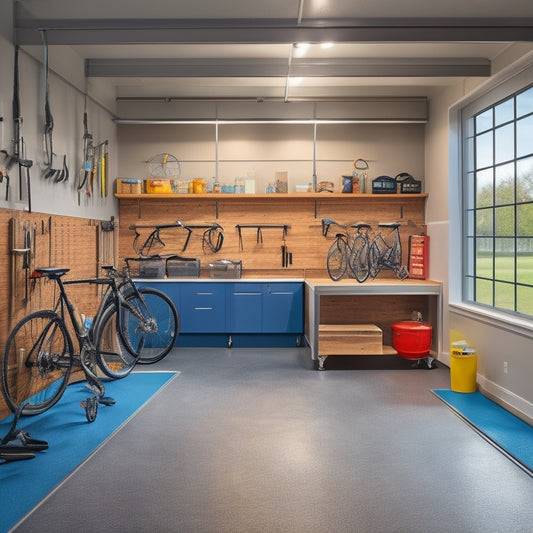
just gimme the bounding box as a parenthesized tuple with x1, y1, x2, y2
(118, 194, 427, 277)
(0, 208, 116, 419)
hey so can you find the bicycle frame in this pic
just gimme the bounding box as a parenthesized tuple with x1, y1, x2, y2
(61, 265, 159, 366)
(50, 272, 110, 398)
(368, 224, 409, 280)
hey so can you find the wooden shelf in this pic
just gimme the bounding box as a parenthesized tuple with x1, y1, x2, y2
(319, 323, 384, 356)
(115, 193, 428, 200)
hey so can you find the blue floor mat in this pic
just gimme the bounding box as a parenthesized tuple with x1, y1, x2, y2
(432, 389, 533, 474)
(0, 371, 177, 532)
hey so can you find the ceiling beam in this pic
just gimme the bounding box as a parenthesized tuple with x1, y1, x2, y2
(14, 17, 533, 45)
(85, 57, 491, 78)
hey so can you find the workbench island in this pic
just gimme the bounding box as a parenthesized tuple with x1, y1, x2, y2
(304, 278, 442, 370)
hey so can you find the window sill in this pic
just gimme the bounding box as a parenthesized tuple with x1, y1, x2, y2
(449, 302, 533, 339)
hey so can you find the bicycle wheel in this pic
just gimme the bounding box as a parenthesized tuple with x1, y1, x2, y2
(349, 234, 370, 282)
(2, 310, 73, 415)
(94, 304, 139, 379)
(120, 287, 179, 364)
(368, 241, 382, 279)
(327, 236, 348, 281)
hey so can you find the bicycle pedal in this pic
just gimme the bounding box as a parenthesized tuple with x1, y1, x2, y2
(98, 396, 116, 406)
(82, 396, 99, 423)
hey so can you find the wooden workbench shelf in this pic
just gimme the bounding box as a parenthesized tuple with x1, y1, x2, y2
(319, 323, 384, 355)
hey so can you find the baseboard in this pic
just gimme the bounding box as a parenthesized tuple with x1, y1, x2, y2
(477, 375, 533, 426)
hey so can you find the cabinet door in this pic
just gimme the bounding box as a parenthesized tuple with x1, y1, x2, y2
(180, 283, 226, 333)
(226, 283, 262, 333)
(262, 283, 303, 333)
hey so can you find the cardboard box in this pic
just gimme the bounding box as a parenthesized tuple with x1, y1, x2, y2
(116, 178, 142, 194)
(275, 171, 288, 193)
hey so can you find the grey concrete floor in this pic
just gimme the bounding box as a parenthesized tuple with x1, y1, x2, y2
(14, 347, 533, 532)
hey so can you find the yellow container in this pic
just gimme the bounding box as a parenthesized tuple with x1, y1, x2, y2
(145, 179, 173, 194)
(193, 179, 206, 194)
(450, 348, 477, 393)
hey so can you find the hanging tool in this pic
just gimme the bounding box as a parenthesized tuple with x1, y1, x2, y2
(281, 237, 292, 268)
(0, 168, 8, 200)
(40, 30, 69, 183)
(22, 221, 32, 305)
(41, 30, 56, 179)
(12, 46, 33, 211)
(102, 142, 108, 197)
(9, 218, 17, 321)
(77, 100, 94, 201)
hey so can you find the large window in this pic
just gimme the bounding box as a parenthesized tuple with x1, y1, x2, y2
(463, 85, 533, 317)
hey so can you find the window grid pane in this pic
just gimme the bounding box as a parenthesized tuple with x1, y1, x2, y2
(464, 83, 533, 318)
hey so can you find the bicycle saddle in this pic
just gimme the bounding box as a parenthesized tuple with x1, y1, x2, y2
(34, 267, 70, 278)
(351, 222, 371, 229)
(378, 222, 401, 228)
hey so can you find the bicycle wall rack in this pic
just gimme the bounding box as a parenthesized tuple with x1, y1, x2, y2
(235, 224, 290, 251)
(129, 221, 223, 254)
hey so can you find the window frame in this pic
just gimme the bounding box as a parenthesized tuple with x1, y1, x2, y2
(459, 64, 533, 325)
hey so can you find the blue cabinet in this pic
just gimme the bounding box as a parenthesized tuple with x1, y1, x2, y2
(262, 283, 303, 333)
(180, 283, 226, 333)
(134, 280, 303, 346)
(226, 282, 303, 334)
(226, 283, 263, 333)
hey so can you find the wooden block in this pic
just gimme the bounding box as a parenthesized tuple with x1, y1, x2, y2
(319, 324, 383, 355)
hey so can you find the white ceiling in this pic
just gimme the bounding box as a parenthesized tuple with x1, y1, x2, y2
(13, 0, 533, 102)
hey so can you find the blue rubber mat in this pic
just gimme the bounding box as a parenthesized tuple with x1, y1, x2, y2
(432, 389, 533, 475)
(0, 371, 177, 532)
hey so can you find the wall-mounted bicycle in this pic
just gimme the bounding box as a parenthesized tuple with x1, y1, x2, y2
(324, 219, 409, 282)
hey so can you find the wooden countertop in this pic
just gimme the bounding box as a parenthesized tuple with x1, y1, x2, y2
(304, 277, 442, 295)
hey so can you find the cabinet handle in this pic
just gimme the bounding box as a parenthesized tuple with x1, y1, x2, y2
(194, 307, 214, 310)
(234, 292, 261, 296)
(196, 292, 213, 295)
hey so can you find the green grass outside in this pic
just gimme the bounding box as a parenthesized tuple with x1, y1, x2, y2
(474, 253, 533, 315)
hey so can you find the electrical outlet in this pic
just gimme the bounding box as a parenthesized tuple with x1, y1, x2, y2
(503, 361, 509, 374)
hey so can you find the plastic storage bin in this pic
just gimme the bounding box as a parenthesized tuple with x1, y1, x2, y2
(166, 256, 201, 277)
(209, 259, 242, 279)
(450, 347, 477, 393)
(391, 321, 432, 359)
(125, 257, 165, 278)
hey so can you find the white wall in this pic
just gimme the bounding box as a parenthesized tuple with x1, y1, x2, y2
(0, 2, 118, 220)
(117, 122, 425, 194)
(426, 44, 533, 422)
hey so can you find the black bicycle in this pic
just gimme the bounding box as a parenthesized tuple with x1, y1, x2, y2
(367, 222, 409, 280)
(324, 219, 371, 282)
(1, 265, 179, 422)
